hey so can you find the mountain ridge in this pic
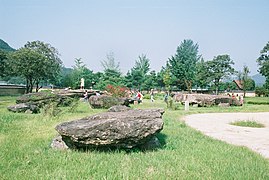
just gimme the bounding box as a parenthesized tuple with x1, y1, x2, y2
(0, 39, 16, 52)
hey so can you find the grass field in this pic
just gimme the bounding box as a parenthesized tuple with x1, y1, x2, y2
(0, 96, 269, 179)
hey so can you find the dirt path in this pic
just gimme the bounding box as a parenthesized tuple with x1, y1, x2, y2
(183, 112, 269, 159)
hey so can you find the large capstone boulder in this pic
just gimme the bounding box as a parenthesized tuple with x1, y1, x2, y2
(89, 95, 130, 109)
(55, 109, 164, 150)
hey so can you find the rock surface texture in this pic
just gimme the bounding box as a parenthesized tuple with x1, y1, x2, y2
(55, 109, 164, 150)
(108, 105, 131, 112)
(89, 95, 130, 108)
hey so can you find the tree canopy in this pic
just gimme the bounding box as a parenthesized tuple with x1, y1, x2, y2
(167, 39, 200, 92)
(0, 50, 8, 77)
(125, 54, 152, 90)
(207, 54, 235, 94)
(257, 41, 269, 86)
(7, 41, 62, 93)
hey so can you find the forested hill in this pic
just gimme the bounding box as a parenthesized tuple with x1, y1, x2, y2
(0, 39, 16, 52)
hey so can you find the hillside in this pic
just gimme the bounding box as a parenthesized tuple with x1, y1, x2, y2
(252, 73, 266, 87)
(0, 39, 15, 52)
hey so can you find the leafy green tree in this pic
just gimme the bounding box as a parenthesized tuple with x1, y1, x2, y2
(195, 58, 210, 89)
(0, 50, 8, 77)
(96, 53, 124, 90)
(7, 41, 62, 93)
(207, 55, 235, 94)
(133, 54, 150, 77)
(257, 41, 269, 87)
(238, 65, 255, 97)
(101, 52, 120, 72)
(143, 70, 158, 90)
(126, 69, 143, 89)
(124, 54, 151, 90)
(163, 67, 172, 91)
(54, 67, 73, 88)
(66, 58, 96, 89)
(8, 48, 47, 93)
(168, 39, 200, 92)
(25, 41, 62, 91)
(156, 68, 165, 90)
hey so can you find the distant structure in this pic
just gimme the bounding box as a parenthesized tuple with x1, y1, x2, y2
(233, 80, 243, 90)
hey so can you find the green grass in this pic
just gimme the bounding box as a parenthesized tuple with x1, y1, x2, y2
(1, 96, 269, 179)
(230, 120, 265, 128)
(245, 97, 269, 105)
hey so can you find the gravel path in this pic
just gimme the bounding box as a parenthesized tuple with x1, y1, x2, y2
(183, 112, 269, 159)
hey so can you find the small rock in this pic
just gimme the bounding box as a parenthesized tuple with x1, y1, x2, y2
(218, 103, 230, 107)
(51, 136, 69, 150)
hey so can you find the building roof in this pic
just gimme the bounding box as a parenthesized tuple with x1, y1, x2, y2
(233, 80, 243, 90)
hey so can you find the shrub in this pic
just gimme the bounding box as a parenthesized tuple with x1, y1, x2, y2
(255, 87, 269, 97)
(106, 84, 129, 97)
(41, 101, 62, 117)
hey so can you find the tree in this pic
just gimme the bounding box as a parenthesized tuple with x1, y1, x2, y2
(124, 54, 151, 90)
(168, 39, 200, 92)
(207, 55, 235, 94)
(101, 52, 120, 72)
(133, 54, 150, 77)
(0, 50, 8, 77)
(238, 65, 255, 97)
(143, 70, 158, 91)
(195, 58, 210, 89)
(24, 41, 62, 91)
(163, 67, 172, 91)
(257, 41, 269, 87)
(8, 48, 47, 93)
(7, 41, 62, 93)
(96, 53, 124, 90)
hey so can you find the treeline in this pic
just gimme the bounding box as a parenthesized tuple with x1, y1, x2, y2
(1, 39, 268, 95)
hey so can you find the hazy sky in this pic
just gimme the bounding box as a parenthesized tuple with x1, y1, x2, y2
(1, 0, 269, 75)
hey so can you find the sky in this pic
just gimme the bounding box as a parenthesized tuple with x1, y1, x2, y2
(1, 0, 269, 75)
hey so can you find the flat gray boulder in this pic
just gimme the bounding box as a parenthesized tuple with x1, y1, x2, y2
(55, 109, 164, 150)
(89, 95, 130, 109)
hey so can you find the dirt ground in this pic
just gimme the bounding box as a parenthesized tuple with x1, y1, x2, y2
(183, 112, 269, 159)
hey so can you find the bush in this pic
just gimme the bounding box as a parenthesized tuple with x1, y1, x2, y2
(106, 84, 129, 97)
(255, 87, 269, 97)
(41, 101, 62, 117)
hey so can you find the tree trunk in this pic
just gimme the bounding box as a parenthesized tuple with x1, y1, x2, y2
(26, 79, 30, 93)
(215, 79, 220, 95)
(185, 80, 192, 93)
(29, 78, 33, 93)
(36, 80, 39, 92)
